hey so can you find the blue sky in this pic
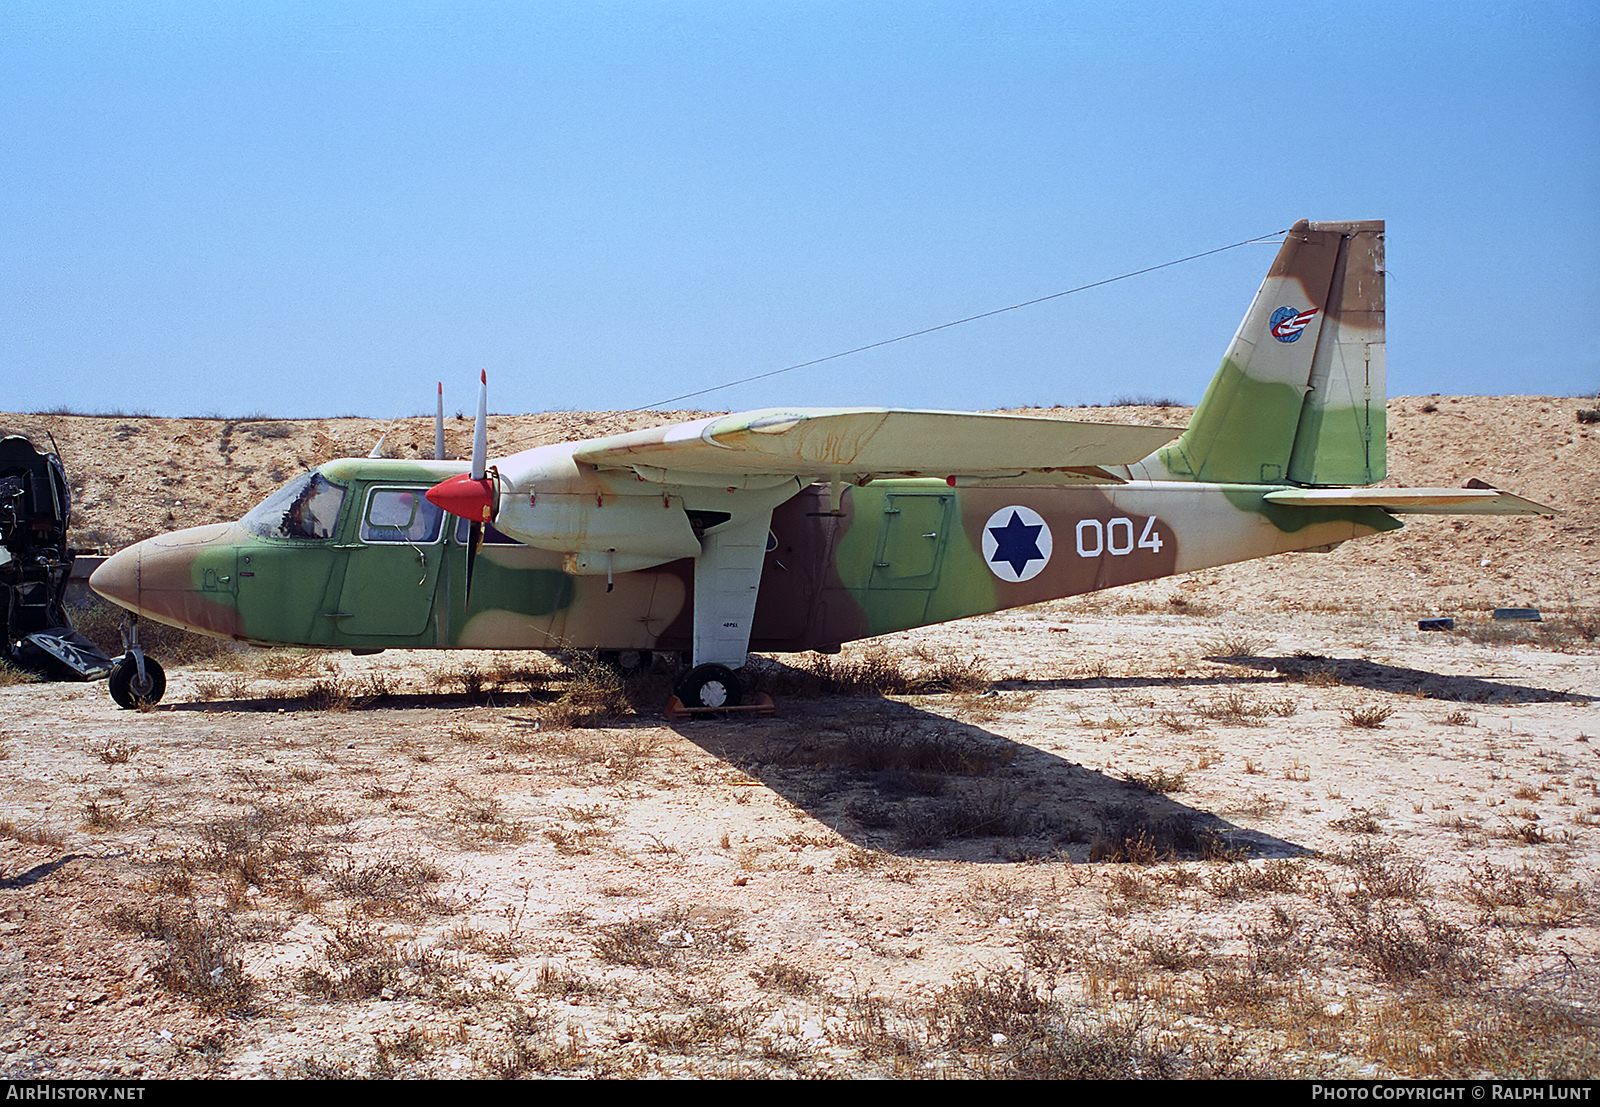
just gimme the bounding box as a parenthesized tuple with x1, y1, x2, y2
(3, 1, 1596, 419)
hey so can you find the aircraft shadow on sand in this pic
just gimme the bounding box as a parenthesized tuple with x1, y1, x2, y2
(0, 854, 94, 890)
(663, 691, 1309, 863)
(991, 670, 1286, 695)
(166, 666, 1307, 863)
(167, 689, 540, 713)
(1220, 655, 1593, 706)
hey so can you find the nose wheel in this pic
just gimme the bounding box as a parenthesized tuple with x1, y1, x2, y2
(108, 655, 166, 709)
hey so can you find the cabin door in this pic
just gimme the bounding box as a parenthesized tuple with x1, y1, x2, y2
(335, 486, 446, 639)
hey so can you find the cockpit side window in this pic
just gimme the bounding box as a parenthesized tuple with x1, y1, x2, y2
(361, 488, 444, 544)
(241, 473, 348, 540)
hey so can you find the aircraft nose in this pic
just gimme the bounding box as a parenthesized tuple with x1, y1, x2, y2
(88, 545, 142, 611)
(89, 524, 243, 639)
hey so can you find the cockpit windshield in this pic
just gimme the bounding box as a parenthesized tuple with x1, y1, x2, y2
(241, 472, 347, 540)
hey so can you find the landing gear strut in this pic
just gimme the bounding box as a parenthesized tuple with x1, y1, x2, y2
(108, 619, 165, 709)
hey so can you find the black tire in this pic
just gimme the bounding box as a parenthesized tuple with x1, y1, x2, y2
(109, 656, 166, 709)
(596, 649, 653, 674)
(675, 663, 742, 709)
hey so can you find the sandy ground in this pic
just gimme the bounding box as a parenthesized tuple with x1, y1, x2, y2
(0, 396, 1595, 1079)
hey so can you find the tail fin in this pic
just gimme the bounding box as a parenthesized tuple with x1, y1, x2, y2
(1157, 220, 1386, 486)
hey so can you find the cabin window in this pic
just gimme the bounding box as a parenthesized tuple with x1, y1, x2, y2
(453, 517, 521, 546)
(241, 472, 347, 541)
(361, 488, 444, 544)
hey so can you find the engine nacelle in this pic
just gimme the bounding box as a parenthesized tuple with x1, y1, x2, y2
(493, 492, 702, 572)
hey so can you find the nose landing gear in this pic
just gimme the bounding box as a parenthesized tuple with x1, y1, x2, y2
(108, 619, 166, 709)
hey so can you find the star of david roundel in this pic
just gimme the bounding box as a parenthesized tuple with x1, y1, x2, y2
(982, 505, 1053, 583)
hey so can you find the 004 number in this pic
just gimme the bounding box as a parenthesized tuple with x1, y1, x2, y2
(1075, 516, 1163, 558)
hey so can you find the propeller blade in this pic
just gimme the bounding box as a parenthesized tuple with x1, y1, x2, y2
(434, 382, 445, 461)
(465, 520, 483, 603)
(472, 370, 488, 481)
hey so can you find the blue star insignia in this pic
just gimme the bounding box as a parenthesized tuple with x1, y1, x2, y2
(988, 510, 1045, 577)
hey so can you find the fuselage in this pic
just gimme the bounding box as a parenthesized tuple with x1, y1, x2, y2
(89, 456, 1400, 654)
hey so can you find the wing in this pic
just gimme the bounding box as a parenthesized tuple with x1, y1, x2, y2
(570, 408, 1181, 487)
(1262, 487, 1559, 516)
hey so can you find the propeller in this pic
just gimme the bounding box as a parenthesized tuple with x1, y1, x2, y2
(425, 371, 496, 604)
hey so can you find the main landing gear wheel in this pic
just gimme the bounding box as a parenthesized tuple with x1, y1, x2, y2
(597, 649, 653, 674)
(675, 664, 742, 709)
(108, 656, 166, 709)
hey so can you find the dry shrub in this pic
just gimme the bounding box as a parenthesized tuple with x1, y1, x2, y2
(591, 906, 748, 969)
(1136, 933, 1211, 971)
(1195, 960, 1288, 1014)
(82, 798, 127, 830)
(1089, 804, 1222, 862)
(924, 968, 1240, 1077)
(1205, 858, 1311, 900)
(192, 673, 248, 701)
(1342, 703, 1395, 729)
(1196, 691, 1270, 725)
(477, 1007, 588, 1079)
(926, 967, 1053, 1051)
(540, 658, 630, 730)
(195, 801, 349, 905)
(489, 656, 554, 693)
(754, 645, 992, 699)
(1280, 652, 1344, 686)
(1328, 899, 1486, 986)
(110, 904, 258, 1014)
(1330, 806, 1386, 835)
(257, 651, 328, 680)
(1334, 841, 1427, 902)
(1203, 633, 1268, 659)
(0, 659, 38, 686)
(447, 793, 530, 846)
(889, 786, 1029, 849)
(90, 737, 139, 764)
(1165, 594, 1213, 616)
(640, 1001, 755, 1055)
(910, 646, 995, 693)
(327, 853, 445, 915)
(301, 674, 391, 711)
(298, 921, 465, 1002)
(750, 958, 821, 995)
(809, 724, 1016, 776)
(0, 819, 63, 846)
(1455, 615, 1598, 650)
(1125, 766, 1188, 794)
(1463, 861, 1590, 929)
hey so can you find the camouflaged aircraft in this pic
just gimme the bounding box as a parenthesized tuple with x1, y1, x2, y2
(90, 219, 1553, 709)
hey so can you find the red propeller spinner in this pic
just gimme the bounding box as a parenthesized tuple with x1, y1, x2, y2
(425, 472, 496, 521)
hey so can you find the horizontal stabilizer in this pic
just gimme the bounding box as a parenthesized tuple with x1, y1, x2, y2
(575, 408, 1179, 486)
(1262, 487, 1558, 516)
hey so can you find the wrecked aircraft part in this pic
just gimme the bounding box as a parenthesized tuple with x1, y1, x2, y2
(0, 435, 115, 681)
(15, 629, 114, 680)
(1492, 607, 1542, 622)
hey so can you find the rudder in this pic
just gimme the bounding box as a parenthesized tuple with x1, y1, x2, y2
(1155, 220, 1386, 486)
